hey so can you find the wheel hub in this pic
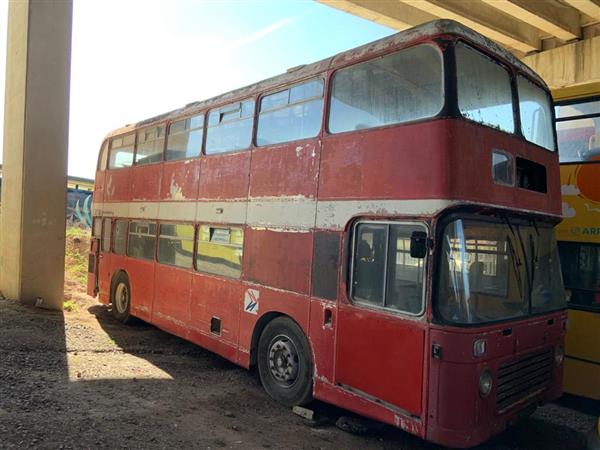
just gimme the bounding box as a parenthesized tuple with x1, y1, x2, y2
(114, 283, 129, 314)
(268, 335, 299, 387)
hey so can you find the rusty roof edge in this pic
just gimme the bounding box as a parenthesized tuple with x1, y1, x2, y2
(104, 19, 546, 140)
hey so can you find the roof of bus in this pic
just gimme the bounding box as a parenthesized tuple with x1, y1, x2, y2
(104, 19, 546, 139)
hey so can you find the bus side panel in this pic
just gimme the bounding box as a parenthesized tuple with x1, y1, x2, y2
(131, 163, 162, 201)
(125, 258, 155, 322)
(318, 121, 450, 200)
(189, 273, 242, 363)
(244, 228, 313, 295)
(249, 140, 320, 198)
(564, 309, 600, 400)
(308, 298, 337, 384)
(237, 284, 311, 368)
(103, 168, 131, 202)
(152, 264, 192, 339)
(160, 160, 201, 201)
(199, 152, 251, 200)
(103, 254, 129, 305)
(94, 170, 106, 204)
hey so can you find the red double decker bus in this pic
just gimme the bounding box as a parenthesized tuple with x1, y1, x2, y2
(88, 20, 567, 448)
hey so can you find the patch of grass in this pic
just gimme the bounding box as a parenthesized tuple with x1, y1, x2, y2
(65, 226, 91, 286)
(63, 299, 79, 312)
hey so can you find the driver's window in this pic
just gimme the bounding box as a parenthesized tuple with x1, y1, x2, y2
(351, 222, 426, 314)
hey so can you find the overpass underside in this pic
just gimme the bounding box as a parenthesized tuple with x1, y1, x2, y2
(320, 0, 600, 98)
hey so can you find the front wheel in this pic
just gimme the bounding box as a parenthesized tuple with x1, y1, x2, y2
(111, 272, 132, 324)
(257, 317, 313, 407)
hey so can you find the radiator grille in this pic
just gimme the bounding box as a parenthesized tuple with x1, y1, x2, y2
(496, 349, 553, 412)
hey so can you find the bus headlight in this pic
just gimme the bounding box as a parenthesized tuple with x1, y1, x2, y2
(479, 369, 493, 398)
(554, 345, 564, 366)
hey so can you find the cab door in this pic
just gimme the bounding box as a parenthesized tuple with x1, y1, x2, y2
(335, 221, 428, 417)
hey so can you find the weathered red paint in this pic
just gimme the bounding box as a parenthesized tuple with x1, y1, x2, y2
(244, 228, 313, 295)
(249, 141, 321, 198)
(88, 21, 566, 448)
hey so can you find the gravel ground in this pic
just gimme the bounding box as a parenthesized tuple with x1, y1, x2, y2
(0, 296, 596, 450)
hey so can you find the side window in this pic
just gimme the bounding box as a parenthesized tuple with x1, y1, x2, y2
(108, 133, 135, 169)
(196, 225, 243, 278)
(102, 218, 112, 252)
(92, 217, 102, 238)
(456, 42, 514, 133)
(113, 219, 128, 255)
(157, 223, 194, 268)
(329, 44, 443, 133)
(205, 99, 255, 155)
(558, 242, 600, 312)
(257, 79, 324, 146)
(135, 125, 165, 165)
(166, 114, 204, 161)
(98, 141, 109, 171)
(127, 221, 156, 261)
(352, 222, 425, 314)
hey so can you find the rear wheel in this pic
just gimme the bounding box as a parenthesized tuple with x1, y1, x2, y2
(111, 272, 132, 324)
(257, 317, 313, 407)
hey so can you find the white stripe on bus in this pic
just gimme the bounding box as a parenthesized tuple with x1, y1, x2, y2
(92, 198, 457, 230)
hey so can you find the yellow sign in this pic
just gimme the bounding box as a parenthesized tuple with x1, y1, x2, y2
(557, 163, 600, 243)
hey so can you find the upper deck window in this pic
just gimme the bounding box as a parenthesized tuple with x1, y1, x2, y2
(517, 76, 555, 151)
(328, 44, 443, 134)
(555, 98, 600, 163)
(206, 100, 255, 155)
(456, 42, 514, 134)
(135, 125, 165, 165)
(257, 79, 324, 146)
(166, 114, 204, 161)
(108, 133, 135, 169)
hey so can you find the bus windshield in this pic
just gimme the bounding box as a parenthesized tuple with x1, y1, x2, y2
(437, 216, 565, 324)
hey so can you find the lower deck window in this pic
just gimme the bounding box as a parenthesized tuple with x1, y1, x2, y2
(158, 223, 194, 268)
(127, 221, 156, 261)
(113, 219, 128, 255)
(196, 225, 243, 278)
(351, 222, 425, 314)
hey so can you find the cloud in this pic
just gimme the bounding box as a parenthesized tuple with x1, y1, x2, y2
(228, 17, 295, 50)
(562, 202, 576, 218)
(561, 184, 580, 196)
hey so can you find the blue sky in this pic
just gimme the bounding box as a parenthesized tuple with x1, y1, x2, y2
(0, 0, 393, 178)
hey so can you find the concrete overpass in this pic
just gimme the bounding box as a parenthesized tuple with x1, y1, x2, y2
(319, 0, 600, 99)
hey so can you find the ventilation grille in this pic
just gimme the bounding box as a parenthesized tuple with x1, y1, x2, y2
(496, 349, 553, 412)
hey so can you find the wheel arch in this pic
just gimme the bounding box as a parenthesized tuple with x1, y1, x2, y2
(249, 311, 312, 368)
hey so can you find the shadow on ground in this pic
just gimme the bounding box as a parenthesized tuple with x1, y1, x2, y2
(0, 297, 595, 449)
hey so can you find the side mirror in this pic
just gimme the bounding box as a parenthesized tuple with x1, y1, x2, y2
(410, 231, 428, 259)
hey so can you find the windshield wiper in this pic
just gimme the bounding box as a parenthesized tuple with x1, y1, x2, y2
(503, 214, 531, 308)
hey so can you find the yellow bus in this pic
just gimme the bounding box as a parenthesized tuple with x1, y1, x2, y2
(555, 94, 600, 400)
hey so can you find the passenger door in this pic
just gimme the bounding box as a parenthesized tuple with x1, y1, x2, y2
(98, 218, 113, 301)
(335, 222, 428, 417)
(87, 218, 102, 297)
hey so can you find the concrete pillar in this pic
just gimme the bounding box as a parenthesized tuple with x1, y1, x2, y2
(0, 0, 72, 310)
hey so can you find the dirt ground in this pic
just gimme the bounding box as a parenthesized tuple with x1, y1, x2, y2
(0, 293, 597, 450)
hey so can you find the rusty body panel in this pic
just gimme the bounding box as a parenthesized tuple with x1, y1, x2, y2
(88, 20, 566, 448)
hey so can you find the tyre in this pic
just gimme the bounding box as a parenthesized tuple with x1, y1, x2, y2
(257, 316, 313, 407)
(111, 272, 132, 324)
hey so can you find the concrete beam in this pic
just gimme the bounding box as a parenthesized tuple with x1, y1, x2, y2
(0, 0, 72, 310)
(562, 0, 600, 23)
(317, 0, 437, 31)
(523, 35, 600, 92)
(397, 0, 542, 52)
(481, 0, 581, 41)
